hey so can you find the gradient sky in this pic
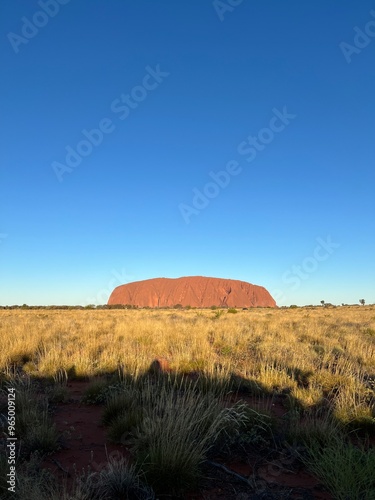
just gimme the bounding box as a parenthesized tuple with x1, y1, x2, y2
(1, 0, 374, 306)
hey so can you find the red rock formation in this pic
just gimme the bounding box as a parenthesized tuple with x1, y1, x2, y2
(108, 276, 276, 308)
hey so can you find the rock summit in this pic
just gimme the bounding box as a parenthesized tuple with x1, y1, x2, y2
(108, 276, 276, 308)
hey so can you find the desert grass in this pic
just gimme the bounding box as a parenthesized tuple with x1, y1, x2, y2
(0, 452, 154, 500)
(0, 376, 59, 458)
(1, 306, 374, 416)
(300, 434, 375, 500)
(1, 305, 375, 496)
(101, 375, 249, 493)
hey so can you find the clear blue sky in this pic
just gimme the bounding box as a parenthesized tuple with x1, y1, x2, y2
(1, 0, 374, 306)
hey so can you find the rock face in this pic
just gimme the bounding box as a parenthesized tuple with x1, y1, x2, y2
(108, 276, 276, 308)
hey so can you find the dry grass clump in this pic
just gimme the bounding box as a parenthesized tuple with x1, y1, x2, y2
(300, 434, 375, 500)
(0, 376, 59, 458)
(101, 374, 249, 494)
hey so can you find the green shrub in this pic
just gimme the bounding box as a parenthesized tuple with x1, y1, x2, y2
(82, 379, 111, 404)
(301, 435, 375, 500)
(23, 415, 58, 455)
(108, 407, 144, 443)
(212, 309, 224, 319)
(2, 378, 58, 458)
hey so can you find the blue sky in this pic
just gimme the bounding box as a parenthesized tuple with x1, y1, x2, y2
(1, 0, 374, 306)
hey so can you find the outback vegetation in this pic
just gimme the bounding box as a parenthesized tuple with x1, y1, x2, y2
(0, 306, 374, 499)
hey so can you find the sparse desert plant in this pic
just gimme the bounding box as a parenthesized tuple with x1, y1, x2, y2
(3, 455, 128, 500)
(45, 370, 68, 404)
(286, 410, 341, 447)
(107, 407, 144, 443)
(1, 377, 59, 458)
(212, 308, 224, 319)
(102, 390, 136, 426)
(98, 456, 154, 499)
(218, 404, 275, 456)
(22, 412, 58, 455)
(333, 390, 375, 435)
(301, 435, 375, 500)
(82, 378, 112, 404)
(1, 452, 63, 500)
(107, 377, 249, 494)
(45, 377, 68, 403)
(134, 386, 207, 491)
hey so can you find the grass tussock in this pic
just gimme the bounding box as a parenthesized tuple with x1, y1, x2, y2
(301, 435, 375, 500)
(102, 376, 249, 493)
(0, 377, 59, 458)
(0, 452, 154, 500)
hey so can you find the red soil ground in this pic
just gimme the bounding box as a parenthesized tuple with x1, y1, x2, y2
(42, 381, 129, 485)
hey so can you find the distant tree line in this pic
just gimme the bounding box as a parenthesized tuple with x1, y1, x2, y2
(0, 304, 277, 310)
(0, 302, 370, 310)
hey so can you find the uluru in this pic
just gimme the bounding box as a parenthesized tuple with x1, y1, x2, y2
(108, 276, 276, 308)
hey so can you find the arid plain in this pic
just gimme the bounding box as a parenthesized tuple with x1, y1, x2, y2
(1, 305, 374, 499)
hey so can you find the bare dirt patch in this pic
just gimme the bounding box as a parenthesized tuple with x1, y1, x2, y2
(42, 381, 129, 487)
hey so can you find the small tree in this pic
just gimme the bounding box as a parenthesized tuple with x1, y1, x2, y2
(359, 299, 365, 306)
(320, 300, 325, 307)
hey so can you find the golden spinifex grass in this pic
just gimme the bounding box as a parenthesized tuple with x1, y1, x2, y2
(1, 306, 374, 427)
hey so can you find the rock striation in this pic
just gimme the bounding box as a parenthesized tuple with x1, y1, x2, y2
(108, 276, 276, 308)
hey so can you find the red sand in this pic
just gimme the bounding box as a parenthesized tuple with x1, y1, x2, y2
(42, 381, 128, 486)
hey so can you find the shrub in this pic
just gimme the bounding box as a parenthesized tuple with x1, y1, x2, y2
(102, 391, 134, 426)
(105, 377, 248, 494)
(212, 309, 224, 319)
(82, 378, 111, 404)
(107, 407, 144, 443)
(3, 378, 58, 457)
(98, 457, 154, 499)
(143, 383, 246, 492)
(23, 414, 58, 455)
(301, 436, 375, 500)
